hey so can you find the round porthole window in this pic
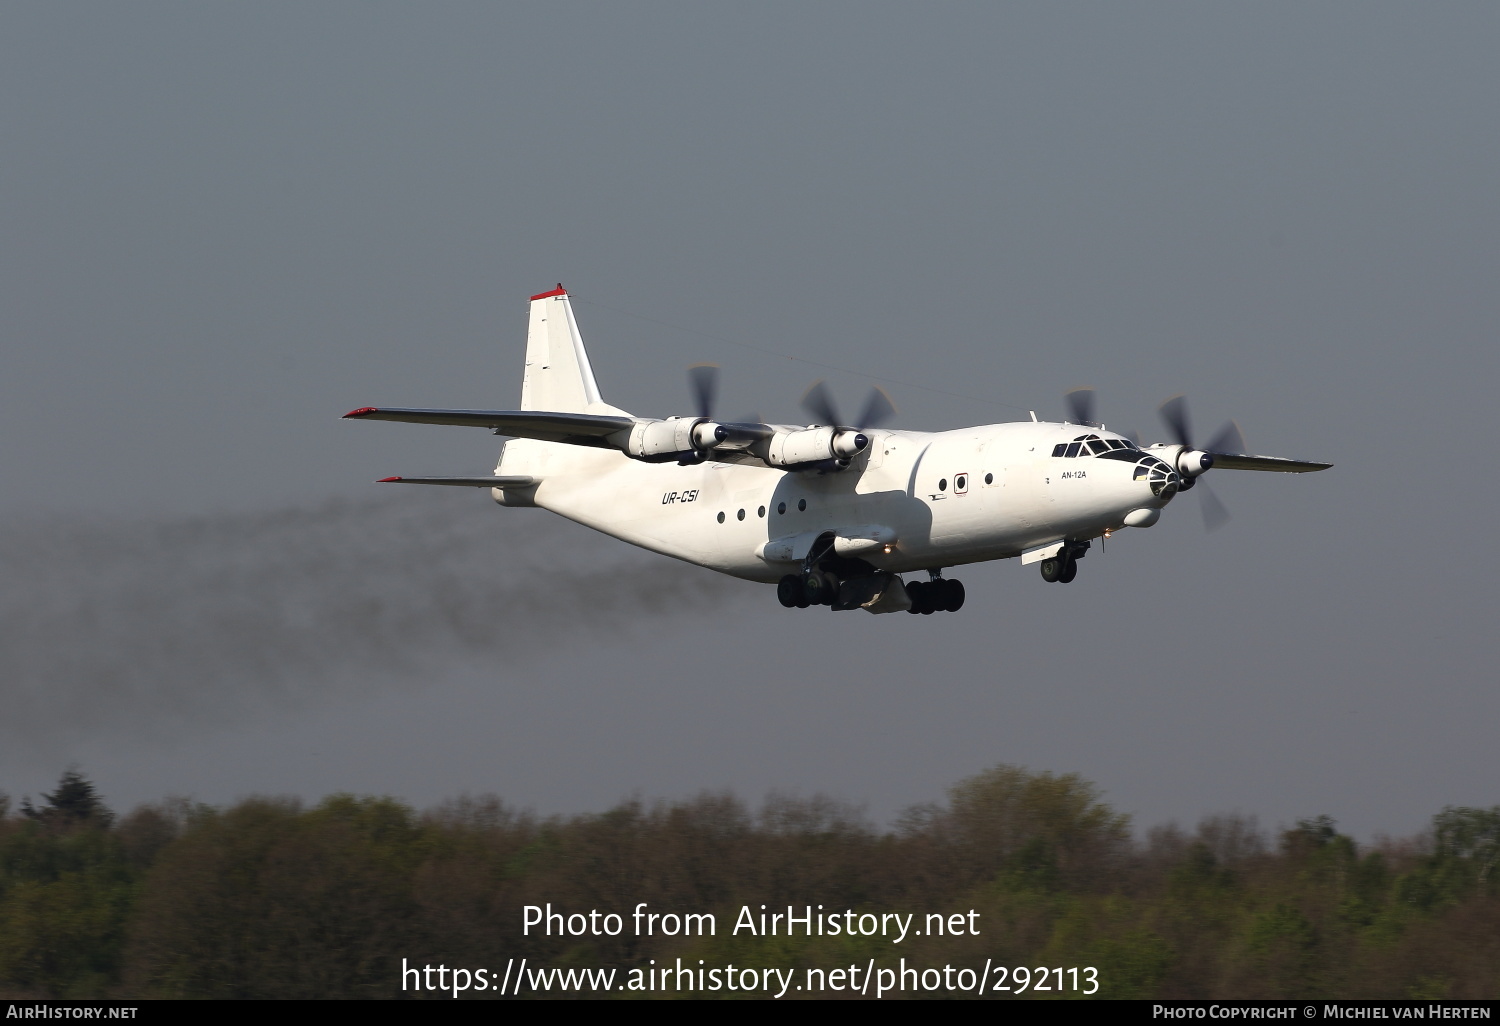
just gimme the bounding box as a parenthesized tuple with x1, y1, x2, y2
(797, 498, 807, 511)
(757, 506, 766, 518)
(737, 508, 745, 521)
(938, 478, 948, 491)
(985, 473, 993, 484)
(777, 501, 787, 514)
(716, 512, 725, 523)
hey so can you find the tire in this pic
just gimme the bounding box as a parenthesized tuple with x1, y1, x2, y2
(945, 579, 966, 611)
(1040, 558, 1062, 583)
(1058, 558, 1078, 584)
(777, 575, 802, 608)
(804, 571, 838, 606)
(905, 581, 925, 614)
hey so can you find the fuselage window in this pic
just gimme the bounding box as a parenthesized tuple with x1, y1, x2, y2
(797, 498, 807, 512)
(757, 505, 766, 518)
(956, 474, 968, 492)
(717, 511, 725, 523)
(1087, 439, 1110, 455)
(938, 478, 948, 491)
(984, 473, 993, 484)
(777, 501, 786, 515)
(1052, 443, 1066, 457)
(1065, 442, 1082, 458)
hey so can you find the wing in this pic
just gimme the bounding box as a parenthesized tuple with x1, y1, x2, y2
(1209, 453, 1332, 473)
(375, 476, 536, 488)
(342, 407, 634, 447)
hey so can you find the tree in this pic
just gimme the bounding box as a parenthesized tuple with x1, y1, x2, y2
(20, 771, 113, 829)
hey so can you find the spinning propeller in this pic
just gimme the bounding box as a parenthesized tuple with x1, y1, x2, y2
(801, 380, 897, 432)
(1157, 394, 1245, 531)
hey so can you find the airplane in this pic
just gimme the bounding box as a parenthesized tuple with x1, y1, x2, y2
(344, 284, 1330, 615)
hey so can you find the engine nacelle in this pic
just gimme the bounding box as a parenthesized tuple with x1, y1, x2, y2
(1175, 449, 1214, 478)
(624, 418, 726, 462)
(765, 427, 869, 469)
(1148, 444, 1215, 479)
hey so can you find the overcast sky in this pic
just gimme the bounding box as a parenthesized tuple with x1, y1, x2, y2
(2, 3, 1497, 840)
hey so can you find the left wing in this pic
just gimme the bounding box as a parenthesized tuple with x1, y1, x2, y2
(343, 407, 634, 447)
(376, 475, 536, 488)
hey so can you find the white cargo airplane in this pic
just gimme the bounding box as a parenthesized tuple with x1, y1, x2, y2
(345, 285, 1330, 614)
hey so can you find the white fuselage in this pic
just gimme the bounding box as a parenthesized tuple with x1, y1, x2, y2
(497, 420, 1176, 582)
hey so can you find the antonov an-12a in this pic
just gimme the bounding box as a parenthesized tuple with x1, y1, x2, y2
(344, 285, 1330, 615)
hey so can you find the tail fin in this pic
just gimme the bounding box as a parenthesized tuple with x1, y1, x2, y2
(521, 285, 603, 412)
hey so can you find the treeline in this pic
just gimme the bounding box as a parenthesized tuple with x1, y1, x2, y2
(0, 767, 1496, 999)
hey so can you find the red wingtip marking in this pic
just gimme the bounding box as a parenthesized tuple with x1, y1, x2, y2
(530, 284, 568, 300)
(344, 407, 378, 418)
(377, 476, 403, 483)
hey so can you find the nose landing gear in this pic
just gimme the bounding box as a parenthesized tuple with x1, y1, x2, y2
(1039, 541, 1089, 584)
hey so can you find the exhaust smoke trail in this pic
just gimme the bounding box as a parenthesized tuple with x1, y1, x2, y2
(0, 490, 746, 750)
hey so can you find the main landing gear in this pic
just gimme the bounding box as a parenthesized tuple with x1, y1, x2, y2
(1038, 541, 1090, 584)
(776, 570, 965, 613)
(905, 577, 964, 614)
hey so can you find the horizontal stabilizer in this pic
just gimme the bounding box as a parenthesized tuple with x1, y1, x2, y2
(1210, 453, 1332, 473)
(376, 476, 536, 488)
(344, 407, 633, 447)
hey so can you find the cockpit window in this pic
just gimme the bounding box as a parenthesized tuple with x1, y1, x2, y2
(1055, 433, 1136, 458)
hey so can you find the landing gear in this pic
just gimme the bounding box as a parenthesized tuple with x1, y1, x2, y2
(777, 571, 838, 608)
(1039, 541, 1089, 584)
(905, 578, 965, 614)
(777, 574, 804, 608)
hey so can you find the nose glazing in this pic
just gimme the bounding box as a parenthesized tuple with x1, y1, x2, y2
(1133, 456, 1181, 498)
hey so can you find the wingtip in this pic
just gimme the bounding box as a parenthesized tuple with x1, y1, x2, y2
(343, 407, 378, 419)
(376, 476, 403, 483)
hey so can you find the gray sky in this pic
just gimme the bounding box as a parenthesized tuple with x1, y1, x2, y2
(2, 3, 1497, 839)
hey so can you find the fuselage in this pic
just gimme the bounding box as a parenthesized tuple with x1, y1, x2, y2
(497, 420, 1179, 583)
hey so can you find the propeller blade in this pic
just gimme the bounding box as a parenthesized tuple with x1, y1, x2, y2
(1159, 394, 1193, 448)
(1205, 419, 1246, 456)
(688, 363, 719, 420)
(1065, 387, 1097, 426)
(1198, 479, 1232, 532)
(856, 386, 897, 429)
(801, 380, 842, 427)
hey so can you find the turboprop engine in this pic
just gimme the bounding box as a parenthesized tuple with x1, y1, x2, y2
(1151, 444, 1215, 479)
(764, 426, 869, 470)
(622, 417, 727, 463)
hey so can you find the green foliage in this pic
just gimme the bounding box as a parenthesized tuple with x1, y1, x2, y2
(0, 764, 1495, 999)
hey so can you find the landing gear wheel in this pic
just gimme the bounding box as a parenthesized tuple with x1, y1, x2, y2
(1058, 557, 1078, 583)
(803, 571, 839, 607)
(908, 581, 938, 614)
(777, 575, 802, 608)
(944, 579, 966, 611)
(1039, 558, 1062, 583)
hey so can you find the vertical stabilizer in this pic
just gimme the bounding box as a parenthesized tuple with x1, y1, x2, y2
(520, 285, 603, 412)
